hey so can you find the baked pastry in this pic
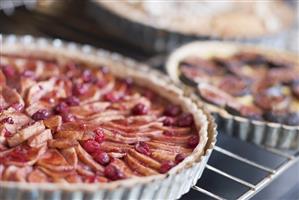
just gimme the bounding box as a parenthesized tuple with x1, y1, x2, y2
(0, 35, 216, 199)
(167, 41, 299, 149)
(95, 0, 295, 39)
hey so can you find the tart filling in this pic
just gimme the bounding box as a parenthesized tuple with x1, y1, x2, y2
(169, 43, 299, 126)
(0, 52, 206, 183)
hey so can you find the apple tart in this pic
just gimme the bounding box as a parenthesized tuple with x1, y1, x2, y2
(0, 35, 216, 200)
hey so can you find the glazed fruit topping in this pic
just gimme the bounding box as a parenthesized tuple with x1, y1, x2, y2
(93, 152, 110, 165)
(104, 164, 125, 181)
(132, 103, 149, 115)
(0, 54, 200, 184)
(32, 109, 50, 121)
(159, 161, 175, 173)
(82, 139, 100, 154)
(135, 142, 151, 156)
(188, 135, 199, 148)
(65, 96, 80, 106)
(181, 52, 299, 125)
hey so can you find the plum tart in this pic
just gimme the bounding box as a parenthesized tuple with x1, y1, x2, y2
(167, 41, 299, 149)
(0, 35, 215, 200)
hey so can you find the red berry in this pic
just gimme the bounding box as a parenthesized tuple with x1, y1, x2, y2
(135, 142, 150, 156)
(188, 135, 199, 148)
(21, 70, 35, 78)
(61, 112, 76, 122)
(4, 128, 13, 137)
(93, 152, 110, 165)
(1, 117, 14, 124)
(163, 117, 176, 126)
(175, 153, 185, 164)
(32, 109, 50, 121)
(11, 103, 24, 112)
(9, 146, 28, 162)
(163, 130, 174, 136)
(65, 96, 80, 106)
(94, 128, 105, 143)
(164, 105, 181, 117)
(54, 102, 69, 114)
(2, 65, 15, 78)
(100, 66, 109, 74)
(159, 161, 175, 173)
(177, 113, 194, 127)
(73, 83, 88, 96)
(132, 103, 149, 115)
(82, 69, 93, 83)
(104, 164, 124, 180)
(103, 92, 119, 102)
(82, 139, 100, 153)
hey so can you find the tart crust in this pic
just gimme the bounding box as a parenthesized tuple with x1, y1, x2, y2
(0, 35, 216, 198)
(166, 41, 299, 149)
(96, 1, 295, 39)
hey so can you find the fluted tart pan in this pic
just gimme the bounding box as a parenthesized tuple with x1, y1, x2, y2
(166, 41, 299, 149)
(0, 35, 217, 200)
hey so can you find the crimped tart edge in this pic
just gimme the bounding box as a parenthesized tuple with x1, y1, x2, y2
(166, 41, 299, 149)
(0, 35, 216, 192)
(95, 0, 295, 39)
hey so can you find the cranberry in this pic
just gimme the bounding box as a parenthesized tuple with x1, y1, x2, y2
(135, 142, 150, 156)
(65, 96, 80, 106)
(2, 65, 15, 78)
(82, 139, 100, 154)
(163, 130, 174, 136)
(100, 66, 109, 74)
(61, 112, 76, 122)
(164, 105, 182, 117)
(122, 77, 133, 87)
(4, 129, 13, 137)
(94, 128, 105, 143)
(73, 83, 88, 96)
(54, 102, 69, 114)
(21, 70, 35, 78)
(177, 113, 194, 127)
(1, 117, 14, 124)
(96, 79, 107, 88)
(163, 117, 176, 126)
(132, 103, 149, 115)
(104, 164, 124, 180)
(175, 153, 185, 164)
(188, 135, 199, 148)
(103, 92, 119, 102)
(82, 69, 93, 83)
(93, 152, 110, 165)
(11, 103, 24, 111)
(9, 146, 28, 162)
(159, 161, 175, 173)
(32, 109, 50, 121)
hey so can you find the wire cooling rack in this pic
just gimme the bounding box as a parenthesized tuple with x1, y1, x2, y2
(184, 133, 299, 200)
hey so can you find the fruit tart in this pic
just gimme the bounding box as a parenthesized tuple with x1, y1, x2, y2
(167, 41, 299, 149)
(0, 35, 216, 200)
(89, 0, 295, 52)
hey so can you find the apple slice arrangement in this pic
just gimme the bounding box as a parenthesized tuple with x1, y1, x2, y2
(0, 53, 200, 183)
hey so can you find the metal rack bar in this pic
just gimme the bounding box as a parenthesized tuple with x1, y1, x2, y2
(192, 145, 299, 200)
(214, 146, 275, 173)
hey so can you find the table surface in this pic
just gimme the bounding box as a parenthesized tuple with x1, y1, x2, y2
(0, 3, 299, 200)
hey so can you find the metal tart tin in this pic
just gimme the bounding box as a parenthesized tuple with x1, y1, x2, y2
(85, 1, 296, 53)
(166, 41, 299, 150)
(0, 34, 217, 200)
